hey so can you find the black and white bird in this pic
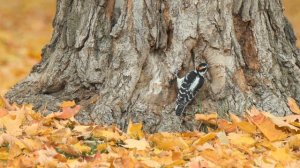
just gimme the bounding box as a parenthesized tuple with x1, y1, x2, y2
(175, 63, 208, 116)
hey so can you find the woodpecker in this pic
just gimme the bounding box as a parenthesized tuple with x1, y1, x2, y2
(175, 63, 208, 116)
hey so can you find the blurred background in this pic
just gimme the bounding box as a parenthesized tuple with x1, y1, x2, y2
(0, 0, 299, 95)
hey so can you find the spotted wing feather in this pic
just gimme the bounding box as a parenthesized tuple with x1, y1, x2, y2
(175, 71, 204, 116)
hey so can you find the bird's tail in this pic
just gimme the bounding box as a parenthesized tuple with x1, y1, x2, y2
(175, 104, 186, 116)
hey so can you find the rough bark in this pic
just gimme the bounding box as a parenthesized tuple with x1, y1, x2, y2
(6, 0, 300, 132)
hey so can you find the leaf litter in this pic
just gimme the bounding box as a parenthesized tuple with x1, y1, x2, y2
(0, 98, 299, 167)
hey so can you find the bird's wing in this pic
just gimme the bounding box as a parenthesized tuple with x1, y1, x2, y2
(175, 72, 198, 115)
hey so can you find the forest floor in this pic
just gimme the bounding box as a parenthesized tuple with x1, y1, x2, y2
(0, 1, 300, 167)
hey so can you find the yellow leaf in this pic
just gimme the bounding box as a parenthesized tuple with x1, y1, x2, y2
(237, 121, 257, 134)
(270, 148, 293, 163)
(193, 133, 216, 146)
(23, 123, 40, 136)
(256, 140, 276, 151)
(0, 95, 5, 108)
(140, 158, 161, 168)
(59, 101, 76, 108)
(149, 133, 189, 150)
(0, 108, 25, 136)
(97, 143, 107, 152)
(50, 128, 72, 144)
(21, 138, 43, 151)
(287, 97, 300, 114)
(73, 142, 91, 153)
(0, 147, 8, 160)
(92, 127, 122, 141)
(127, 121, 145, 139)
(123, 139, 150, 150)
(228, 133, 256, 147)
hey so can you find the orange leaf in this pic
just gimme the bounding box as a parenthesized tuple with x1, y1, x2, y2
(287, 97, 300, 114)
(59, 100, 76, 108)
(248, 110, 287, 141)
(217, 119, 237, 133)
(263, 112, 299, 131)
(0, 108, 8, 118)
(55, 105, 80, 119)
(195, 113, 218, 121)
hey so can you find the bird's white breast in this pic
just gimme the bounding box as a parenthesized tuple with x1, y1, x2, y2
(189, 76, 200, 92)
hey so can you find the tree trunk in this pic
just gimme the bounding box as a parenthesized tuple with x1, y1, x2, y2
(6, 0, 300, 132)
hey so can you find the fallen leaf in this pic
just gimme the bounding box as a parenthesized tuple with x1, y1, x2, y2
(23, 123, 40, 136)
(0, 108, 25, 136)
(248, 107, 287, 141)
(229, 112, 241, 123)
(126, 121, 144, 139)
(0, 147, 8, 161)
(283, 115, 300, 123)
(193, 133, 216, 146)
(97, 143, 107, 152)
(287, 97, 300, 114)
(187, 156, 217, 168)
(54, 105, 80, 119)
(263, 112, 299, 131)
(216, 132, 229, 145)
(288, 134, 300, 149)
(140, 158, 161, 167)
(237, 121, 257, 134)
(59, 101, 76, 108)
(73, 142, 91, 153)
(123, 139, 150, 150)
(270, 147, 293, 164)
(149, 133, 189, 150)
(195, 112, 218, 122)
(217, 119, 237, 133)
(0, 108, 8, 118)
(228, 133, 256, 147)
(92, 126, 122, 141)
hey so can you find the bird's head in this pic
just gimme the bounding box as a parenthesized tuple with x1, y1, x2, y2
(196, 63, 208, 76)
